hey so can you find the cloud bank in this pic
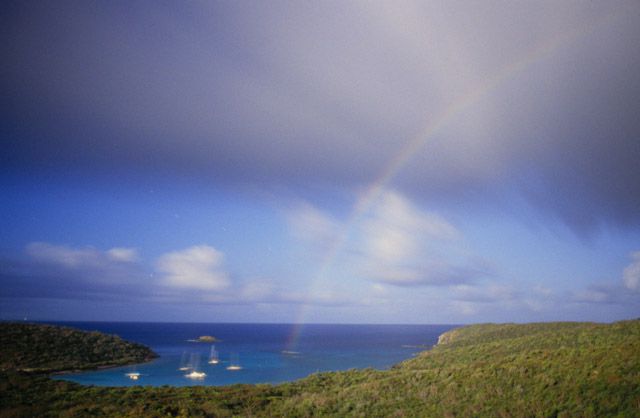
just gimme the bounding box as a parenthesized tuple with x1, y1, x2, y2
(1, 242, 359, 309)
(2, 1, 639, 235)
(26, 242, 139, 268)
(1, 2, 639, 323)
(0, 243, 146, 301)
(289, 189, 488, 287)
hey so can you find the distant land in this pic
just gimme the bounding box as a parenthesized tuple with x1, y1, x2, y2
(0, 322, 157, 374)
(1, 320, 638, 417)
(188, 335, 219, 343)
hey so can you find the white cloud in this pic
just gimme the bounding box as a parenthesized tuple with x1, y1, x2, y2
(278, 290, 355, 307)
(572, 288, 611, 303)
(240, 280, 274, 301)
(452, 283, 517, 303)
(194, 280, 357, 307)
(107, 248, 139, 262)
(371, 283, 388, 296)
(622, 251, 640, 291)
(532, 284, 553, 297)
(157, 245, 230, 291)
(367, 267, 422, 285)
(18, 242, 146, 299)
(356, 190, 469, 286)
(287, 202, 341, 250)
(27, 242, 101, 268)
(27, 242, 138, 268)
(451, 300, 478, 316)
(288, 189, 483, 287)
(369, 191, 459, 241)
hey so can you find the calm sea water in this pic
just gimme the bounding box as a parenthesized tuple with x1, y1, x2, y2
(50, 322, 455, 387)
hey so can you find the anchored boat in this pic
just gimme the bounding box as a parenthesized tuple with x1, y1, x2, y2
(208, 345, 219, 365)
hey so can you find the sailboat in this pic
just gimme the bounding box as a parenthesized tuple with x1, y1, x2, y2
(184, 352, 206, 379)
(178, 351, 191, 371)
(185, 370, 206, 379)
(226, 353, 242, 371)
(125, 372, 140, 380)
(208, 345, 219, 365)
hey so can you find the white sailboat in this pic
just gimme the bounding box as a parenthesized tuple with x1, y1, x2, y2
(208, 345, 219, 365)
(185, 370, 206, 379)
(184, 352, 206, 379)
(178, 351, 191, 371)
(226, 353, 242, 371)
(125, 372, 141, 381)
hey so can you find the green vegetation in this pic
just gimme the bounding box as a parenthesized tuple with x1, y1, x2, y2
(194, 336, 218, 343)
(1, 320, 639, 417)
(0, 323, 157, 374)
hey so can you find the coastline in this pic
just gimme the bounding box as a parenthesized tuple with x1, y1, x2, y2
(0, 322, 158, 377)
(2, 320, 638, 416)
(48, 354, 159, 377)
(53, 323, 451, 387)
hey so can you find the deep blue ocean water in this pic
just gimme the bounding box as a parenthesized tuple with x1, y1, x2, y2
(49, 322, 455, 387)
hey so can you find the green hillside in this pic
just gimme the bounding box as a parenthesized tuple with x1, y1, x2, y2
(0, 322, 157, 374)
(1, 320, 639, 417)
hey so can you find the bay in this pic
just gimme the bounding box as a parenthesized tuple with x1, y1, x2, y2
(51, 322, 455, 387)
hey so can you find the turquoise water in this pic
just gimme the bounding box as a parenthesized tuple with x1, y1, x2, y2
(51, 322, 455, 387)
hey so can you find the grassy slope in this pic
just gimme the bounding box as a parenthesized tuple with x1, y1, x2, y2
(1, 321, 639, 417)
(274, 320, 640, 417)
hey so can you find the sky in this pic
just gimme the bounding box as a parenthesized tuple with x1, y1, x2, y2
(1, 0, 639, 324)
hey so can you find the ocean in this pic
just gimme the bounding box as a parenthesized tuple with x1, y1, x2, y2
(50, 322, 456, 387)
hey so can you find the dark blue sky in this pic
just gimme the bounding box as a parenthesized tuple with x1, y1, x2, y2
(1, 0, 639, 323)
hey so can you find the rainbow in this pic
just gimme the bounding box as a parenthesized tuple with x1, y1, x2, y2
(285, 10, 621, 352)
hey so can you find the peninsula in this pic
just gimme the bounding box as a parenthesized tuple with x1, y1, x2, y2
(0, 322, 157, 374)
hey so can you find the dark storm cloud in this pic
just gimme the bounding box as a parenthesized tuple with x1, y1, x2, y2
(2, 0, 639, 232)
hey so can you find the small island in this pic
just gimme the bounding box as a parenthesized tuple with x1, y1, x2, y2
(186, 335, 219, 343)
(195, 335, 217, 343)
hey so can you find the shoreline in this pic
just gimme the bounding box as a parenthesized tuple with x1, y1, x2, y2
(54, 332, 451, 388)
(3, 320, 638, 416)
(48, 354, 159, 377)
